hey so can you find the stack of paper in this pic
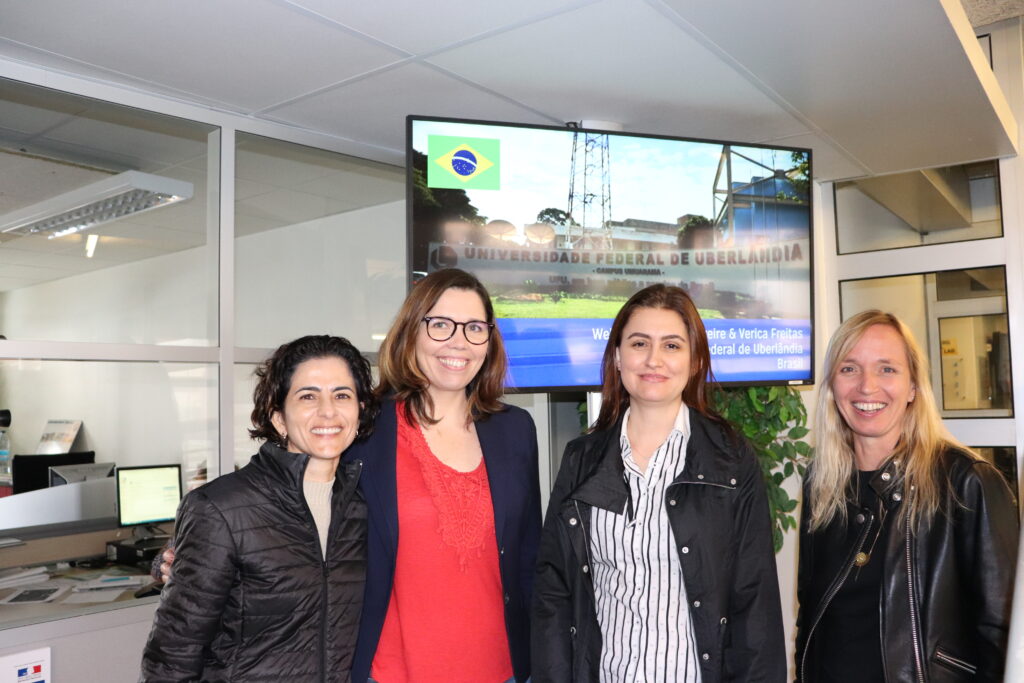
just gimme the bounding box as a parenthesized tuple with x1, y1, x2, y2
(70, 574, 148, 592)
(0, 566, 49, 589)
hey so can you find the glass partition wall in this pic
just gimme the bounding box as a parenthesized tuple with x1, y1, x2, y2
(0, 79, 406, 536)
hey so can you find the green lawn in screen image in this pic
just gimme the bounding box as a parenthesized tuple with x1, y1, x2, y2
(493, 294, 723, 320)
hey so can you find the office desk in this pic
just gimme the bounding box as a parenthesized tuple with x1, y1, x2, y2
(0, 563, 157, 632)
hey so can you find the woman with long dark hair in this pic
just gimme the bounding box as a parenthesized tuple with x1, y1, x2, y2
(532, 284, 785, 682)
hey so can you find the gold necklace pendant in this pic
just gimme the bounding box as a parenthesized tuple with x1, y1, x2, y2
(854, 551, 870, 567)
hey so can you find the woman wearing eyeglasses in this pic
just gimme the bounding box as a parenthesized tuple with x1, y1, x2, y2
(348, 267, 542, 683)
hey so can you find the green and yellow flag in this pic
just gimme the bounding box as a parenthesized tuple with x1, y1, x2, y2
(427, 135, 500, 190)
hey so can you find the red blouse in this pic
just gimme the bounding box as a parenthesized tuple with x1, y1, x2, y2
(370, 404, 513, 683)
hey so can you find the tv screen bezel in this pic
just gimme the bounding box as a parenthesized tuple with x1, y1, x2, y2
(406, 114, 815, 392)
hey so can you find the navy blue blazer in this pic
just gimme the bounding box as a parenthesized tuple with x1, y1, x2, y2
(347, 398, 542, 683)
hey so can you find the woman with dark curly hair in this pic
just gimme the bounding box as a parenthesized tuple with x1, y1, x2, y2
(140, 335, 379, 682)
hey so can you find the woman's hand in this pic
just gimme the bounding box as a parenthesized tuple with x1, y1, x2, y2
(160, 546, 175, 583)
(148, 543, 175, 583)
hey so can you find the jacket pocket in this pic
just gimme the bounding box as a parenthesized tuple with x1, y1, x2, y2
(932, 648, 977, 676)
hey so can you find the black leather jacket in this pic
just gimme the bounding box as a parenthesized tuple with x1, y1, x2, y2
(796, 448, 1019, 682)
(140, 443, 366, 682)
(532, 408, 786, 683)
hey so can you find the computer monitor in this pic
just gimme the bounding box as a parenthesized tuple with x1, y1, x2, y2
(11, 451, 96, 494)
(48, 461, 116, 487)
(116, 464, 182, 527)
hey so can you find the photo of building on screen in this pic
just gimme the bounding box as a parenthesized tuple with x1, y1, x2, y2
(409, 119, 812, 387)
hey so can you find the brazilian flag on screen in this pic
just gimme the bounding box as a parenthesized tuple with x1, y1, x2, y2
(428, 135, 500, 190)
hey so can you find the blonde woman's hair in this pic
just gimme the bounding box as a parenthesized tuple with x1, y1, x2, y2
(808, 310, 977, 531)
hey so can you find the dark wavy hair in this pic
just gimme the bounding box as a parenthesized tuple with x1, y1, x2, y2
(249, 335, 380, 447)
(377, 268, 508, 426)
(592, 284, 723, 432)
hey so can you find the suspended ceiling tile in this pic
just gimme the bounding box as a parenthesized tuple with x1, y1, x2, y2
(96, 224, 208, 251)
(656, 0, 1017, 178)
(0, 0, 405, 112)
(266, 61, 557, 151)
(43, 117, 210, 172)
(237, 188, 339, 227)
(235, 143, 351, 187)
(294, 167, 404, 207)
(292, 0, 601, 55)
(425, 0, 810, 145)
(0, 151, 110, 213)
(759, 132, 869, 183)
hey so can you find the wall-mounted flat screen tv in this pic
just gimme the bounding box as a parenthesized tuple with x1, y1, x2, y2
(408, 115, 813, 391)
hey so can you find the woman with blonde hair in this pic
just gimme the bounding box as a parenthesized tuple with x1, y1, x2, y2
(796, 310, 1018, 681)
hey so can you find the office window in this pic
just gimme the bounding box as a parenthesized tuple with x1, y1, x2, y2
(233, 133, 406, 353)
(0, 78, 219, 346)
(835, 160, 1002, 255)
(0, 359, 216, 531)
(840, 266, 1012, 418)
(938, 314, 1012, 412)
(233, 362, 260, 470)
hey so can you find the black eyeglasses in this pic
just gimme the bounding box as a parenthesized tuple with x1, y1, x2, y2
(422, 316, 494, 345)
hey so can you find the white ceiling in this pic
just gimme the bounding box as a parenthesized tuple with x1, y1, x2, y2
(0, 0, 1016, 180)
(0, 0, 1017, 289)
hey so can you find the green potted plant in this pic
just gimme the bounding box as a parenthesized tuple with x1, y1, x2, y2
(712, 385, 811, 552)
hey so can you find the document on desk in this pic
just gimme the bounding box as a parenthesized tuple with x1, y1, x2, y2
(63, 589, 125, 604)
(0, 585, 68, 604)
(70, 573, 148, 591)
(0, 566, 48, 589)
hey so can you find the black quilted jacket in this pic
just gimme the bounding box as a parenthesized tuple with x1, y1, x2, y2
(140, 442, 366, 682)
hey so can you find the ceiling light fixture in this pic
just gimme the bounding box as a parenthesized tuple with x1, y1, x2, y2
(0, 170, 194, 240)
(85, 233, 98, 258)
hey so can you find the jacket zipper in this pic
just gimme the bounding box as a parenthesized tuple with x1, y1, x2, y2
(311, 460, 362, 683)
(800, 509, 874, 682)
(934, 650, 976, 674)
(906, 512, 926, 683)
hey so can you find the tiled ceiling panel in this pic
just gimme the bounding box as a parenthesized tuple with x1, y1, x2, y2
(0, 0, 405, 112)
(290, 0, 601, 55)
(425, 0, 808, 145)
(266, 61, 558, 151)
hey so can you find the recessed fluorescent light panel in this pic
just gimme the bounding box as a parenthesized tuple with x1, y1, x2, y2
(85, 233, 99, 258)
(0, 170, 194, 240)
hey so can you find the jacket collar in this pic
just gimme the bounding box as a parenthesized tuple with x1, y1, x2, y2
(568, 407, 738, 514)
(867, 457, 904, 511)
(570, 413, 630, 514)
(253, 440, 309, 486)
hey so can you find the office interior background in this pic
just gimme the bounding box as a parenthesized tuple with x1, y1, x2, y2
(0, 1, 1023, 680)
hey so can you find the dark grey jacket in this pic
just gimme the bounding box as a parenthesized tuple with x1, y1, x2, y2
(531, 408, 786, 682)
(796, 448, 1019, 682)
(140, 442, 366, 682)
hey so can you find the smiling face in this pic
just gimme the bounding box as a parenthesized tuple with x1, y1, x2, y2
(415, 287, 490, 398)
(270, 356, 360, 467)
(617, 306, 691, 411)
(832, 323, 916, 466)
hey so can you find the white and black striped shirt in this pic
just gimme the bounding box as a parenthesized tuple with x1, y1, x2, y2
(589, 405, 702, 683)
